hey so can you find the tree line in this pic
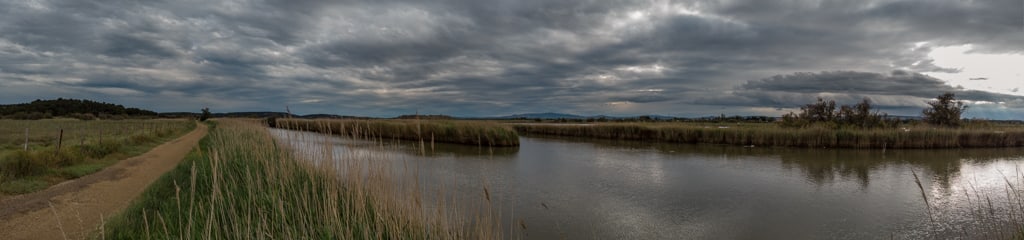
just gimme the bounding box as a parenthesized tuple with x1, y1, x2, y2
(0, 98, 157, 120)
(780, 92, 969, 128)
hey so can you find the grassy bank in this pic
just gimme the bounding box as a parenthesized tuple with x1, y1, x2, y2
(277, 119, 520, 147)
(513, 122, 1024, 149)
(103, 119, 498, 239)
(0, 119, 195, 194)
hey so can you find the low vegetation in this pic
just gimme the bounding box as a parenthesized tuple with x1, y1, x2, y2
(103, 119, 499, 239)
(513, 92, 1010, 149)
(276, 118, 520, 147)
(0, 119, 195, 194)
(513, 122, 1024, 148)
(780, 97, 893, 128)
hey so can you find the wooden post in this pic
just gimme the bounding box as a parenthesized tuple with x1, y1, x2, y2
(57, 129, 64, 152)
(24, 128, 28, 151)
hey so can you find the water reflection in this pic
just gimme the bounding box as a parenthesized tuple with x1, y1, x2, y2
(274, 129, 1024, 239)
(523, 134, 1024, 190)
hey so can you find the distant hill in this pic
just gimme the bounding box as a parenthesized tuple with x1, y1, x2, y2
(159, 111, 370, 119)
(499, 112, 586, 119)
(0, 98, 156, 120)
(395, 114, 455, 120)
(495, 112, 686, 120)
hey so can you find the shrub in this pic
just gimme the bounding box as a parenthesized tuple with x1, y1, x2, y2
(923, 92, 967, 127)
(0, 151, 47, 178)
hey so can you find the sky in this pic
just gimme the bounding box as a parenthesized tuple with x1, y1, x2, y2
(0, 0, 1022, 119)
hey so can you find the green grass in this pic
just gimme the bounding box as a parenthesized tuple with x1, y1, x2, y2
(0, 119, 196, 195)
(278, 118, 520, 147)
(0, 176, 48, 194)
(513, 122, 1024, 149)
(103, 119, 499, 239)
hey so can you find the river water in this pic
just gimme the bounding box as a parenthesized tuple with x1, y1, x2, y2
(271, 128, 1024, 239)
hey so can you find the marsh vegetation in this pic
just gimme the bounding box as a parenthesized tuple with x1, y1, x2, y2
(516, 94, 1024, 149)
(276, 118, 520, 147)
(103, 119, 500, 239)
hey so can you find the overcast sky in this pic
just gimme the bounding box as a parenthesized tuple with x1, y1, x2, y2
(1, 0, 1022, 118)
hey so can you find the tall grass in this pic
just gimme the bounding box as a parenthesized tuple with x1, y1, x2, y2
(0, 119, 195, 194)
(277, 119, 520, 147)
(513, 122, 1024, 149)
(103, 119, 501, 239)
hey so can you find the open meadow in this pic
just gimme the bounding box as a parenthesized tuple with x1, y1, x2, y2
(0, 119, 195, 195)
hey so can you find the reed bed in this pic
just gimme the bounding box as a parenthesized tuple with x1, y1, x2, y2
(513, 122, 1024, 149)
(277, 119, 520, 147)
(103, 119, 500, 239)
(0, 119, 195, 194)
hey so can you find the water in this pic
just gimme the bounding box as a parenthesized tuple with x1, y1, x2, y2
(271, 128, 1024, 239)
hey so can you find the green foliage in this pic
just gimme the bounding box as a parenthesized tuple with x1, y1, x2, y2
(73, 140, 122, 158)
(780, 97, 889, 129)
(0, 151, 47, 178)
(0, 98, 157, 119)
(200, 107, 211, 122)
(0, 178, 48, 194)
(923, 92, 967, 127)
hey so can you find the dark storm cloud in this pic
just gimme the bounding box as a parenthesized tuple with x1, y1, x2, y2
(0, 0, 1021, 118)
(701, 70, 1024, 116)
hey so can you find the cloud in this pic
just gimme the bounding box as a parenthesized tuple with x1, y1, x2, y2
(698, 70, 1024, 117)
(0, 0, 1020, 118)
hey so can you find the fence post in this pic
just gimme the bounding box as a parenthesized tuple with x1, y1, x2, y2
(57, 129, 64, 153)
(24, 128, 28, 151)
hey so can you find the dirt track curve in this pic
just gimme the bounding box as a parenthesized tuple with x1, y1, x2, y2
(0, 123, 208, 240)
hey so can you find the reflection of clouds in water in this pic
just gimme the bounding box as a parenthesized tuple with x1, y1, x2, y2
(592, 149, 666, 186)
(912, 160, 1024, 238)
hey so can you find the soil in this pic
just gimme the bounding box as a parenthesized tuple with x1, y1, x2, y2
(0, 123, 208, 240)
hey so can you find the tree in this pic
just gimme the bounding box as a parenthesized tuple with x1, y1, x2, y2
(922, 92, 967, 127)
(837, 98, 884, 128)
(780, 97, 889, 128)
(200, 107, 211, 122)
(799, 97, 836, 122)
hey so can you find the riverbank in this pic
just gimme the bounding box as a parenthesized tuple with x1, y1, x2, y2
(276, 118, 520, 147)
(512, 122, 1024, 149)
(103, 119, 498, 239)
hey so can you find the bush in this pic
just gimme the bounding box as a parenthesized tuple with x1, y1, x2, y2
(0, 151, 47, 178)
(780, 97, 889, 129)
(73, 140, 122, 158)
(68, 113, 97, 120)
(923, 92, 967, 127)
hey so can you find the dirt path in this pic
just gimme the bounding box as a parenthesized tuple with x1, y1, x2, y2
(0, 123, 208, 240)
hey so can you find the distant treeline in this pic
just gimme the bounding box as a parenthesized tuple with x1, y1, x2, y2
(0, 98, 157, 120)
(161, 111, 376, 119)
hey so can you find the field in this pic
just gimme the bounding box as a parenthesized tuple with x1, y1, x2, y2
(276, 118, 520, 147)
(512, 122, 1024, 149)
(0, 119, 195, 195)
(103, 119, 499, 239)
